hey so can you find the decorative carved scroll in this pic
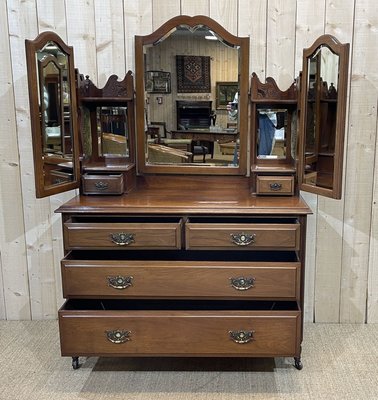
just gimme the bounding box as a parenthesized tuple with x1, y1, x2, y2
(250, 72, 297, 102)
(78, 71, 134, 100)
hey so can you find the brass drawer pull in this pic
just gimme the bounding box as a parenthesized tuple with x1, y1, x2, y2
(269, 182, 282, 191)
(107, 275, 133, 290)
(106, 330, 131, 344)
(230, 276, 255, 290)
(94, 181, 109, 190)
(229, 330, 254, 344)
(230, 232, 256, 246)
(110, 232, 135, 246)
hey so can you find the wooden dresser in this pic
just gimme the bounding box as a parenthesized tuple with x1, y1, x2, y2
(25, 18, 348, 372)
(56, 176, 311, 370)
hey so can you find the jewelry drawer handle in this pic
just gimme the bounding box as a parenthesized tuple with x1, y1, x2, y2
(105, 330, 131, 344)
(107, 275, 133, 290)
(230, 276, 255, 290)
(94, 181, 109, 190)
(110, 232, 135, 246)
(269, 182, 282, 191)
(229, 330, 255, 344)
(230, 232, 256, 246)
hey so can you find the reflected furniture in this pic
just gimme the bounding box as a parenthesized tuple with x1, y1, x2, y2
(172, 128, 239, 162)
(77, 72, 136, 194)
(298, 35, 349, 199)
(250, 72, 298, 196)
(25, 17, 349, 372)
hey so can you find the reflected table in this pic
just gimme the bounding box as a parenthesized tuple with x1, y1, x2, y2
(171, 129, 239, 159)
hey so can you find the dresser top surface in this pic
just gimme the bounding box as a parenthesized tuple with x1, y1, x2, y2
(56, 176, 312, 215)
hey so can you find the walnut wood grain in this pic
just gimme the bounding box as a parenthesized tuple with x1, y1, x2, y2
(63, 220, 182, 250)
(185, 222, 300, 250)
(82, 174, 124, 195)
(56, 176, 312, 215)
(61, 258, 300, 299)
(59, 305, 300, 357)
(256, 176, 294, 196)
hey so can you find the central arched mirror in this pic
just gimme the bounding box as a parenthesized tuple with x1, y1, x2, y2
(135, 15, 249, 175)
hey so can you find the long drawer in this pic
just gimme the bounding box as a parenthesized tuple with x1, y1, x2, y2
(63, 217, 182, 250)
(59, 299, 301, 357)
(61, 251, 300, 299)
(185, 218, 300, 250)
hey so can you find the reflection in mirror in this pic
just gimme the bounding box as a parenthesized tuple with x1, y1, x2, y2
(299, 34, 349, 199)
(96, 107, 129, 157)
(26, 32, 80, 197)
(144, 25, 240, 167)
(257, 109, 289, 159)
(135, 16, 249, 175)
(36, 42, 74, 186)
(250, 72, 298, 172)
(304, 46, 339, 190)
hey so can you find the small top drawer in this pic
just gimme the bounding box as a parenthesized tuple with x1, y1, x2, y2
(185, 218, 300, 250)
(256, 176, 294, 196)
(63, 216, 182, 250)
(82, 174, 123, 195)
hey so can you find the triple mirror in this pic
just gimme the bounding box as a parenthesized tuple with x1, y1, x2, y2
(135, 15, 249, 175)
(25, 21, 349, 200)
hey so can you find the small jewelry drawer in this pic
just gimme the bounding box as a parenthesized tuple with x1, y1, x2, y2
(58, 299, 301, 357)
(63, 216, 182, 250)
(82, 174, 124, 195)
(61, 250, 300, 299)
(185, 217, 300, 250)
(256, 176, 294, 196)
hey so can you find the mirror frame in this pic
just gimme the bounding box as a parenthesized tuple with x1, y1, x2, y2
(25, 31, 80, 198)
(135, 15, 249, 175)
(298, 34, 349, 199)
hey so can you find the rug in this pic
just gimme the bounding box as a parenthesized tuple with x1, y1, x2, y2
(176, 55, 211, 93)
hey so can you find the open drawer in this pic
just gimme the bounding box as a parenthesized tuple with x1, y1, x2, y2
(61, 250, 300, 300)
(63, 216, 183, 250)
(59, 299, 301, 357)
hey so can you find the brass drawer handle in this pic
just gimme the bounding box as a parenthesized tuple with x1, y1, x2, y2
(230, 276, 255, 290)
(269, 182, 282, 191)
(110, 232, 135, 246)
(230, 232, 255, 246)
(106, 330, 131, 344)
(95, 181, 109, 190)
(229, 330, 254, 344)
(107, 275, 133, 290)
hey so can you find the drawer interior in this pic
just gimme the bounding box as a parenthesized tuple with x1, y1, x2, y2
(68, 215, 182, 223)
(62, 298, 299, 311)
(65, 249, 299, 262)
(187, 216, 299, 224)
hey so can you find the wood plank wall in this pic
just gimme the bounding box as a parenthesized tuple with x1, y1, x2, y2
(0, 0, 377, 322)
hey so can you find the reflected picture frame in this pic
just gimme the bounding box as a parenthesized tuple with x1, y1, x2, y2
(145, 71, 171, 94)
(216, 81, 238, 109)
